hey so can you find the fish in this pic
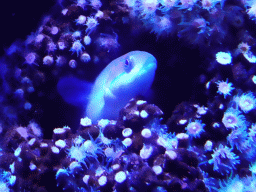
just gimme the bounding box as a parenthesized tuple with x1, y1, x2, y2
(57, 50, 157, 123)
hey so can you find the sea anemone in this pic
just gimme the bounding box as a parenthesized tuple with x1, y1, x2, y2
(219, 174, 245, 192)
(215, 79, 234, 98)
(222, 108, 246, 129)
(233, 92, 256, 113)
(227, 127, 249, 152)
(208, 144, 240, 175)
(185, 119, 205, 138)
(139, 0, 158, 19)
(67, 135, 104, 165)
(150, 15, 174, 38)
(70, 40, 84, 56)
(85, 17, 99, 34)
(24, 52, 39, 66)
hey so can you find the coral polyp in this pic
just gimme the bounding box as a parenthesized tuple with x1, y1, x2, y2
(209, 144, 240, 175)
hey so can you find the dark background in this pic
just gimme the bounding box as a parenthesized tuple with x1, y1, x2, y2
(0, 0, 55, 55)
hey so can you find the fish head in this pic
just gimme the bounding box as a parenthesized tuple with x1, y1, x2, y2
(104, 50, 157, 102)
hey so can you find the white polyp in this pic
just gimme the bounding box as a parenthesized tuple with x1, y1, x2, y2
(176, 133, 189, 140)
(14, 147, 21, 157)
(152, 165, 162, 175)
(165, 150, 177, 160)
(178, 119, 187, 125)
(83, 175, 90, 184)
(53, 128, 66, 134)
(55, 140, 66, 148)
(51, 146, 60, 154)
(40, 143, 48, 148)
(140, 110, 148, 118)
(115, 171, 126, 183)
(29, 163, 37, 171)
(122, 138, 132, 147)
(136, 100, 147, 105)
(122, 128, 133, 137)
(111, 164, 120, 170)
(98, 176, 107, 186)
(80, 117, 92, 126)
(204, 140, 213, 151)
(140, 145, 153, 159)
(104, 147, 114, 157)
(141, 128, 151, 138)
(28, 138, 36, 146)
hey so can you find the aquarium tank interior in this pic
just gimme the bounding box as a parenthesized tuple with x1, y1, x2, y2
(1, 0, 256, 191)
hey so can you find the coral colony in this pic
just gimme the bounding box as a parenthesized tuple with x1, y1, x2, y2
(2, 0, 256, 191)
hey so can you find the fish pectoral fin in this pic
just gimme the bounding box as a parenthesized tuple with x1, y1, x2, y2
(104, 87, 116, 100)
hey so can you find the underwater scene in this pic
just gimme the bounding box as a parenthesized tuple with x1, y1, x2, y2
(1, 0, 256, 191)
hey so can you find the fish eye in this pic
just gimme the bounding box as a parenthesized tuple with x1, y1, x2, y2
(125, 59, 129, 66)
(124, 56, 134, 73)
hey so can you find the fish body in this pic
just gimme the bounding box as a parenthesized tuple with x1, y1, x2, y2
(57, 51, 157, 122)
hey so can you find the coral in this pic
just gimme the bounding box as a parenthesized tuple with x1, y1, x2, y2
(185, 119, 205, 138)
(227, 127, 249, 152)
(218, 174, 256, 192)
(0, 98, 209, 191)
(249, 160, 256, 174)
(215, 52, 232, 65)
(0, 181, 10, 192)
(67, 136, 88, 164)
(201, 0, 222, 11)
(222, 108, 246, 129)
(208, 144, 240, 175)
(2, 0, 256, 191)
(150, 15, 174, 38)
(233, 92, 256, 113)
(248, 123, 256, 143)
(24, 52, 39, 66)
(218, 175, 245, 192)
(46, 41, 57, 53)
(75, 15, 87, 25)
(178, 17, 210, 45)
(215, 79, 234, 98)
(139, 0, 159, 19)
(247, 2, 256, 20)
(85, 17, 99, 34)
(70, 40, 85, 56)
(43, 55, 54, 66)
(243, 50, 256, 63)
(83, 35, 91, 45)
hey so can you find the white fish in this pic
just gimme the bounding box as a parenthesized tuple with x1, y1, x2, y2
(57, 51, 157, 122)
